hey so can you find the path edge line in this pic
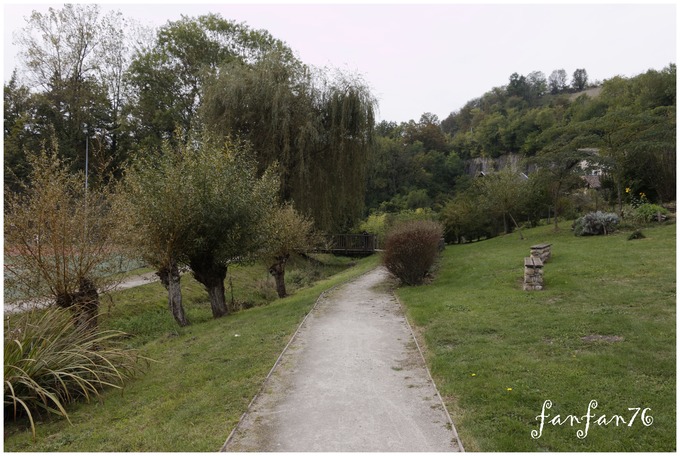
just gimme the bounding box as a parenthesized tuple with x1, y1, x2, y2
(219, 265, 380, 452)
(392, 290, 466, 452)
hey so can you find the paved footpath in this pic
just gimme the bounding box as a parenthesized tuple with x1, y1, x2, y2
(223, 266, 463, 452)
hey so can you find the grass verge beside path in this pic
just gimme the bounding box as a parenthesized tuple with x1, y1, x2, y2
(397, 223, 676, 452)
(4, 254, 380, 452)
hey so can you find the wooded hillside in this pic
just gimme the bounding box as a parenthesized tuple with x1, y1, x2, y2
(366, 65, 676, 223)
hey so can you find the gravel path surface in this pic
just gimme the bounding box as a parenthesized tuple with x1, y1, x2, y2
(222, 266, 463, 452)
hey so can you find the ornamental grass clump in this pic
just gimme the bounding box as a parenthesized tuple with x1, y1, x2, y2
(4, 308, 146, 437)
(383, 220, 443, 285)
(572, 211, 619, 236)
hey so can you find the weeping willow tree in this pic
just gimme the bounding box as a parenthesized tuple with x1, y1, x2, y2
(201, 52, 376, 232)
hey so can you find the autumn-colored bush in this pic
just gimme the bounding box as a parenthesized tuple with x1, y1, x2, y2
(383, 220, 443, 285)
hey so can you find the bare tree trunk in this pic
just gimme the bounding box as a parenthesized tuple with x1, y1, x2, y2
(616, 179, 623, 217)
(205, 277, 228, 318)
(74, 277, 99, 332)
(55, 277, 100, 332)
(157, 261, 189, 327)
(269, 254, 289, 298)
(508, 212, 525, 240)
(190, 259, 228, 318)
(552, 183, 562, 231)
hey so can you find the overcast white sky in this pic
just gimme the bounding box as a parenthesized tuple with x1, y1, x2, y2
(3, 1, 677, 123)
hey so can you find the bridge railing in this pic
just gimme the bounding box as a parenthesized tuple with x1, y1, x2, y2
(324, 233, 378, 256)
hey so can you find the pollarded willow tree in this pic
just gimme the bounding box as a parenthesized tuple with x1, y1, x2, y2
(115, 134, 279, 324)
(201, 52, 376, 233)
(179, 137, 279, 318)
(114, 138, 195, 326)
(263, 203, 322, 298)
(5, 147, 123, 331)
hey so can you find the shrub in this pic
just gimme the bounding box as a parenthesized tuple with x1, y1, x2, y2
(628, 230, 646, 240)
(4, 309, 146, 437)
(358, 213, 389, 245)
(634, 203, 669, 224)
(383, 220, 443, 285)
(572, 211, 620, 236)
(358, 209, 437, 247)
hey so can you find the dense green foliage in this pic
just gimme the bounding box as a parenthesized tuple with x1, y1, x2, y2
(125, 14, 292, 151)
(201, 53, 376, 231)
(6, 6, 375, 233)
(366, 114, 462, 213)
(440, 170, 547, 242)
(634, 203, 670, 223)
(5, 4, 674, 234)
(177, 138, 279, 317)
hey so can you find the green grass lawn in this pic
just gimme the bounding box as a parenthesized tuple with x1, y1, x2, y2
(4, 254, 380, 452)
(397, 222, 676, 451)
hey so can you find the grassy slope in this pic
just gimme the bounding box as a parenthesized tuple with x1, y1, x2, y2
(4, 254, 380, 452)
(398, 223, 676, 451)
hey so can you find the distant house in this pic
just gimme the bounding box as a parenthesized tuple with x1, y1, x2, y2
(577, 148, 603, 190)
(468, 153, 535, 179)
(469, 149, 604, 190)
(582, 174, 601, 189)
